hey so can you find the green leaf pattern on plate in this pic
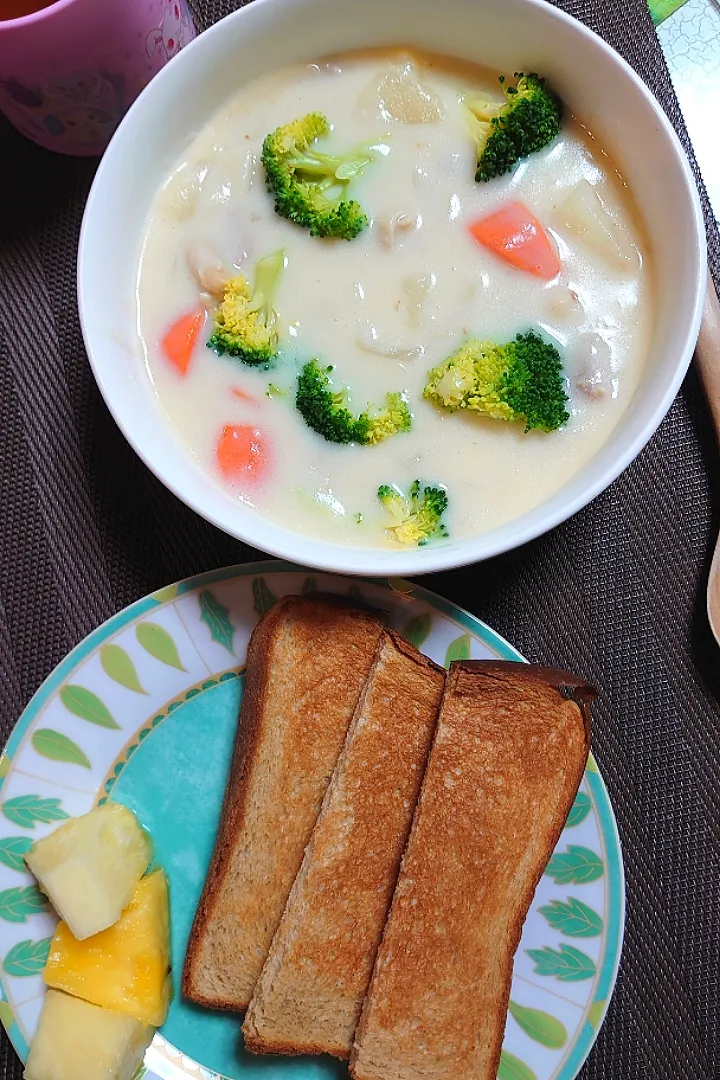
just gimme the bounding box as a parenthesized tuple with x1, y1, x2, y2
(151, 582, 179, 603)
(444, 632, 471, 667)
(136, 622, 187, 671)
(387, 577, 415, 597)
(3, 938, 52, 976)
(59, 686, 119, 729)
(100, 645, 148, 694)
(497, 1050, 538, 1080)
(0, 886, 47, 924)
(2, 796, 68, 830)
(199, 590, 235, 653)
(588, 999, 607, 1029)
(527, 944, 597, 981)
(0, 838, 33, 873)
(301, 576, 317, 594)
(566, 791, 592, 827)
(31, 730, 90, 769)
(402, 612, 432, 649)
(0, 1001, 13, 1031)
(508, 1001, 567, 1048)
(0, 756, 10, 781)
(545, 845, 604, 885)
(252, 577, 277, 615)
(539, 898, 603, 938)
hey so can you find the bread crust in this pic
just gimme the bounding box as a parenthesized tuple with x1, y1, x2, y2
(243, 631, 445, 1057)
(182, 593, 385, 1011)
(350, 660, 594, 1080)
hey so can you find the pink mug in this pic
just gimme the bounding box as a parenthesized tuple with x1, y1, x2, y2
(0, 0, 196, 155)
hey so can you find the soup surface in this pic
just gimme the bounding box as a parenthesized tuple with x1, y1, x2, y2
(137, 49, 653, 549)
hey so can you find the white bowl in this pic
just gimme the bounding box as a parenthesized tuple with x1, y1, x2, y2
(78, 0, 706, 577)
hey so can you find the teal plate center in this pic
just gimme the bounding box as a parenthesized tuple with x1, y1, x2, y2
(110, 677, 345, 1080)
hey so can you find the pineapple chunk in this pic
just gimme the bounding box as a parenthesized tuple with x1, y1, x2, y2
(26, 803, 151, 940)
(24, 990, 153, 1080)
(45, 870, 171, 1027)
(553, 180, 633, 268)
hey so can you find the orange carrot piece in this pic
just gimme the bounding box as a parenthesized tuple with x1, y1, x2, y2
(216, 425, 271, 484)
(161, 309, 206, 375)
(468, 201, 561, 280)
(230, 387, 258, 405)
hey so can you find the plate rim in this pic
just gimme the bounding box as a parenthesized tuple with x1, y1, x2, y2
(0, 560, 625, 1080)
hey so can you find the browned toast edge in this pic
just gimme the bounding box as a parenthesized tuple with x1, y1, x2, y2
(244, 1033, 351, 1060)
(350, 660, 594, 1080)
(243, 629, 444, 1057)
(182, 592, 386, 1011)
(451, 659, 596, 741)
(455, 663, 593, 1080)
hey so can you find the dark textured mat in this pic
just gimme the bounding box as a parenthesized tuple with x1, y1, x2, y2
(1, 0, 719, 1077)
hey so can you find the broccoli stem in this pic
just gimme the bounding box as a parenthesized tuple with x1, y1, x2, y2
(287, 149, 375, 180)
(247, 250, 286, 328)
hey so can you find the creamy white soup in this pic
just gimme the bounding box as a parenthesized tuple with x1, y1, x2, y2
(136, 49, 653, 549)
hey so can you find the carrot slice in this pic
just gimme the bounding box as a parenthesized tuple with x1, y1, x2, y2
(216, 425, 271, 484)
(161, 309, 206, 375)
(468, 201, 561, 280)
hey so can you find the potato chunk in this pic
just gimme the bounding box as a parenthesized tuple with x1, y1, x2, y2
(360, 61, 444, 123)
(554, 180, 633, 268)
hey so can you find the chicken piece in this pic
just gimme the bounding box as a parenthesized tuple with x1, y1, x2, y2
(546, 286, 584, 322)
(186, 244, 228, 299)
(376, 213, 422, 249)
(574, 333, 612, 400)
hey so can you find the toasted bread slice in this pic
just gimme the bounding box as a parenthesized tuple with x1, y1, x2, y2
(182, 593, 385, 1011)
(243, 631, 445, 1059)
(351, 660, 594, 1080)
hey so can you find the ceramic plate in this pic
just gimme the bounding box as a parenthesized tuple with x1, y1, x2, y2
(0, 562, 624, 1080)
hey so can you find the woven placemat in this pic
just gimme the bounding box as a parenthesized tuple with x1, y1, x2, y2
(1, 0, 719, 1077)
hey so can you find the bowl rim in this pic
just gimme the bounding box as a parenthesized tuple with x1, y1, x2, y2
(77, 0, 707, 577)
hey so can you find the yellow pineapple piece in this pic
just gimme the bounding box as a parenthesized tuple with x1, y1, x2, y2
(44, 869, 171, 1027)
(26, 803, 152, 940)
(24, 989, 153, 1080)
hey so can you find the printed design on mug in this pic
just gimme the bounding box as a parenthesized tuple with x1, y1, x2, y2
(146, 0, 195, 62)
(0, 68, 126, 150)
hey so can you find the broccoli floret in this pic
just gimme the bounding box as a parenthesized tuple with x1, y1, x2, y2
(377, 480, 449, 546)
(361, 394, 413, 445)
(424, 331, 569, 433)
(262, 113, 379, 240)
(295, 359, 411, 444)
(266, 383, 288, 399)
(468, 73, 563, 182)
(208, 250, 285, 366)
